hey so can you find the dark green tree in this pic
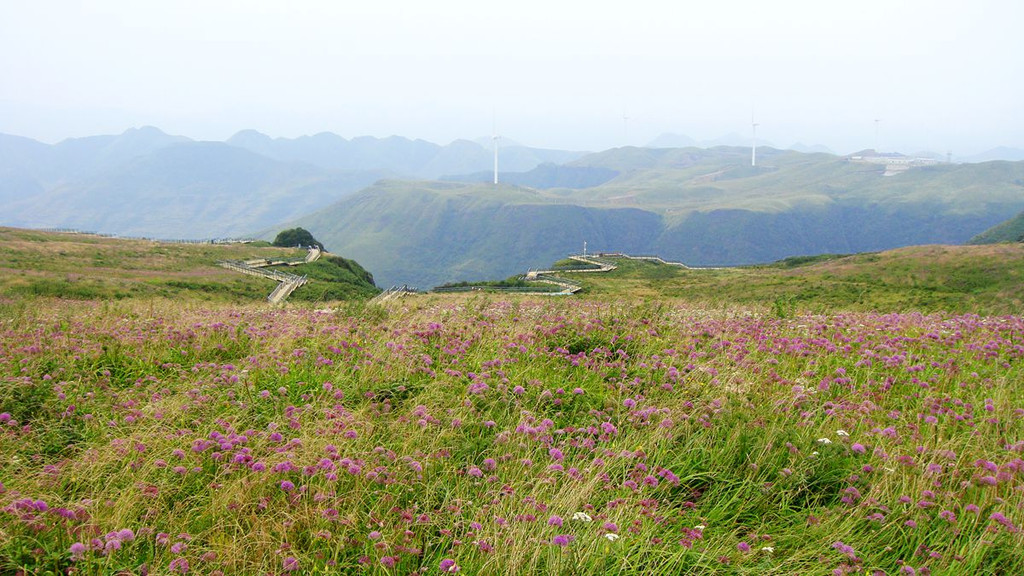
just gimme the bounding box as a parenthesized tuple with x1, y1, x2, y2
(272, 227, 324, 250)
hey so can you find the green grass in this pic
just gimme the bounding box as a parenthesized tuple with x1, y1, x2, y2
(2, 295, 1023, 574)
(3, 227, 1024, 573)
(572, 244, 1024, 315)
(0, 228, 378, 303)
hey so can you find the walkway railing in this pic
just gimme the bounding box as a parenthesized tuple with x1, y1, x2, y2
(218, 259, 308, 304)
(368, 285, 416, 304)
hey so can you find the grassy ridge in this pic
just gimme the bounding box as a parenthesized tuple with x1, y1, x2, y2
(577, 245, 1024, 315)
(0, 228, 378, 303)
(5, 227, 1021, 313)
(969, 210, 1024, 244)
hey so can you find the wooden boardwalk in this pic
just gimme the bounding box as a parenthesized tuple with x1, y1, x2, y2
(218, 246, 321, 304)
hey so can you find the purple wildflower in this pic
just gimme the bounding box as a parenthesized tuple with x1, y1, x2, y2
(169, 557, 190, 574)
(832, 541, 858, 560)
(439, 558, 460, 572)
(990, 512, 1019, 532)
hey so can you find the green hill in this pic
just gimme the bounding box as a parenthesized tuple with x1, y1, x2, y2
(289, 149, 1024, 287)
(561, 244, 1024, 315)
(0, 227, 378, 302)
(286, 180, 661, 289)
(968, 210, 1024, 244)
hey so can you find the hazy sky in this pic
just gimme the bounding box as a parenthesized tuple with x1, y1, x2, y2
(2, 1, 1022, 154)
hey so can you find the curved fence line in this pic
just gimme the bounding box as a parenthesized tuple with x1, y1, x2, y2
(368, 285, 417, 304)
(34, 227, 255, 244)
(217, 246, 320, 304)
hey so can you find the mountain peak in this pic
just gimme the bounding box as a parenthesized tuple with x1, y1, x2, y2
(228, 129, 273, 144)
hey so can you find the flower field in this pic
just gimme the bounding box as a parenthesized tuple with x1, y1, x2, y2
(2, 296, 1023, 574)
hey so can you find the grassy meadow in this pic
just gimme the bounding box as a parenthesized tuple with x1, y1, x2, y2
(578, 245, 1024, 316)
(0, 228, 378, 303)
(2, 230, 1024, 574)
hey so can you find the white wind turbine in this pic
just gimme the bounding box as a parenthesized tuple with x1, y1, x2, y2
(751, 115, 760, 167)
(492, 114, 500, 185)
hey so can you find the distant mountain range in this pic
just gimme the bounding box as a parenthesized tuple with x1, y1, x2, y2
(647, 132, 835, 155)
(646, 133, 1024, 163)
(226, 130, 583, 178)
(0, 127, 584, 238)
(960, 146, 1024, 163)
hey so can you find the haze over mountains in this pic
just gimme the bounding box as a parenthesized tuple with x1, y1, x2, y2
(0, 127, 583, 238)
(3, 126, 1024, 289)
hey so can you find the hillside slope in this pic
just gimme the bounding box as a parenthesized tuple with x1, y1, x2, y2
(288, 149, 1024, 287)
(0, 227, 378, 302)
(572, 244, 1024, 315)
(286, 180, 661, 289)
(968, 210, 1024, 244)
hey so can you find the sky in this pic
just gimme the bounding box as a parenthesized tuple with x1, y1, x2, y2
(2, 0, 1022, 155)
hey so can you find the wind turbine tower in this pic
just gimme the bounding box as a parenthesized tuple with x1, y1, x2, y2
(492, 118, 500, 185)
(874, 118, 881, 153)
(751, 117, 759, 167)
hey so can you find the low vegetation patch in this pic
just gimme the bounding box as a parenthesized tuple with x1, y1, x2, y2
(0, 228, 376, 304)
(579, 246, 1024, 315)
(2, 297, 1023, 574)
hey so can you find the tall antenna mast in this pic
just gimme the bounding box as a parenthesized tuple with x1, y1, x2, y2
(492, 112, 500, 185)
(874, 118, 881, 153)
(751, 114, 759, 167)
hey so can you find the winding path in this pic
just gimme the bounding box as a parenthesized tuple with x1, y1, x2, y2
(432, 251, 697, 297)
(218, 246, 321, 304)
